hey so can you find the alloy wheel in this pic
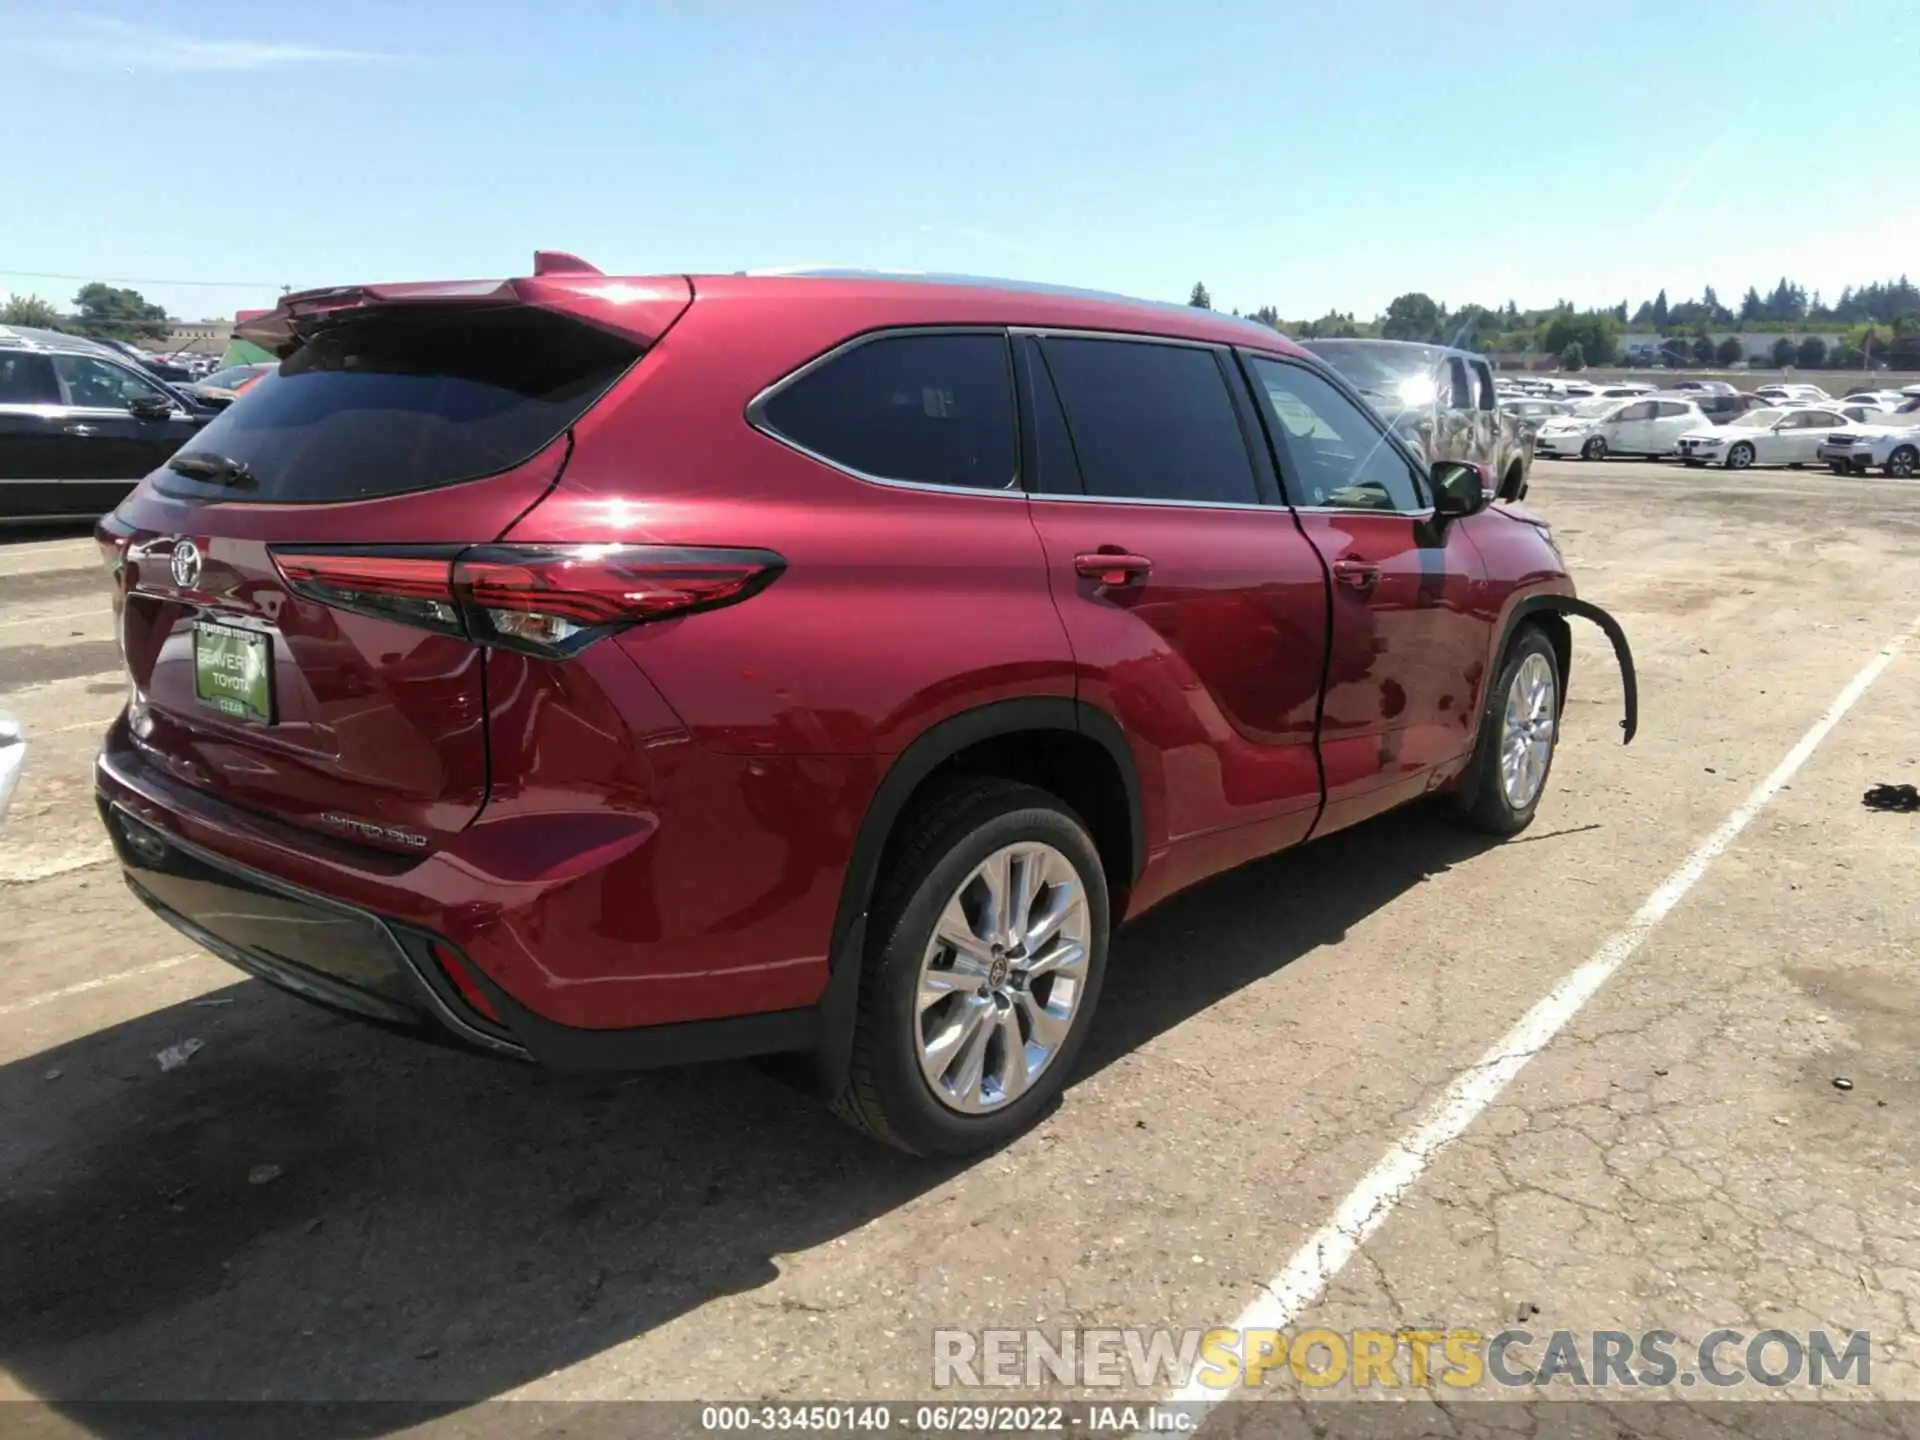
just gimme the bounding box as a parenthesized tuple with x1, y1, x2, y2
(1499, 652, 1558, 810)
(914, 842, 1090, 1115)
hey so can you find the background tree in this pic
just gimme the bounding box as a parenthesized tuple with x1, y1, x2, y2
(1795, 335, 1828, 369)
(1246, 304, 1279, 329)
(1381, 291, 1440, 342)
(1770, 337, 1797, 368)
(1559, 340, 1585, 371)
(1739, 286, 1765, 323)
(1715, 335, 1744, 366)
(1691, 334, 1716, 365)
(1188, 282, 1212, 310)
(1, 295, 65, 329)
(71, 283, 169, 342)
(1651, 288, 1670, 328)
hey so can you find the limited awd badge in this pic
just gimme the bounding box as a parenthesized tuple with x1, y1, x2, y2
(169, 539, 203, 589)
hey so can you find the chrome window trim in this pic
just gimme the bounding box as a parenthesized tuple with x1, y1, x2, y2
(1027, 492, 1280, 515)
(746, 325, 1024, 498)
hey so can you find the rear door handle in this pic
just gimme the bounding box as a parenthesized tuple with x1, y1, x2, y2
(1074, 551, 1153, 585)
(1332, 557, 1381, 592)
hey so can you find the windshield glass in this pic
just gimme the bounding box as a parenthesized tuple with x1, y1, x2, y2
(198, 364, 270, 389)
(1303, 341, 1445, 405)
(1570, 398, 1618, 418)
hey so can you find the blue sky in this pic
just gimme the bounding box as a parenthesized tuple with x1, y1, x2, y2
(3, 0, 1915, 325)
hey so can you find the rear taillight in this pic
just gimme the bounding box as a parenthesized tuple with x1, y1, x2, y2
(270, 544, 784, 658)
(272, 551, 466, 638)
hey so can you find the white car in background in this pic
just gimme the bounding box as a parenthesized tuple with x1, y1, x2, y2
(1817, 397, 1920, 476)
(1533, 395, 1705, 459)
(1755, 382, 1831, 405)
(1675, 405, 1853, 469)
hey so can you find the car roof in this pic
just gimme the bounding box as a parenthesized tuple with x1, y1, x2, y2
(700, 270, 1312, 351)
(252, 259, 1315, 359)
(0, 324, 133, 362)
(1300, 336, 1491, 363)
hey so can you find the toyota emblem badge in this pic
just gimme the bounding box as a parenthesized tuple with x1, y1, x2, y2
(169, 539, 202, 589)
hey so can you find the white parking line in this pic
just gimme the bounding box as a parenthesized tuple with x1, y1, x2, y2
(0, 956, 196, 1019)
(1160, 615, 1918, 1419)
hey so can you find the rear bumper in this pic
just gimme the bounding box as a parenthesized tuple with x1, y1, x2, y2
(94, 723, 837, 1069)
(103, 797, 821, 1069)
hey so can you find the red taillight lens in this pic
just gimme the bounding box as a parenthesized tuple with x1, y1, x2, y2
(453, 544, 785, 658)
(272, 550, 465, 637)
(269, 544, 784, 658)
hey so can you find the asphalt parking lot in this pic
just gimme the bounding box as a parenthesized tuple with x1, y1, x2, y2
(4, 459, 1919, 1431)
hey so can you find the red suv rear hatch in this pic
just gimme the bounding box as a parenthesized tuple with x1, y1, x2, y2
(103, 274, 691, 852)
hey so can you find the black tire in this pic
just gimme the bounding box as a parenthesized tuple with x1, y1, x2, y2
(1829, 461, 1850, 475)
(1450, 626, 1562, 836)
(1683, 459, 1706, 468)
(1887, 446, 1917, 479)
(1581, 436, 1607, 461)
(1727, 442, 1755, 470)
(831, 778, 1110, 1156)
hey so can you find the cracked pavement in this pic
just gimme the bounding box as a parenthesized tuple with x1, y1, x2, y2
(2, 459, 1918, 1435)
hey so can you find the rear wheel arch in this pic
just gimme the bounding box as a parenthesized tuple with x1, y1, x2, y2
(816, 698, 1142, 1089)
(830, 698, 1143, 966)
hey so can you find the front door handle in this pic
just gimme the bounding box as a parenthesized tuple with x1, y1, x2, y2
(1074, 550, 1153, 585)
(1332, 556, 1381, 593)
(63, 424, 98, 437)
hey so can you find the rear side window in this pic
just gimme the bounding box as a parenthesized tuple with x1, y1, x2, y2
(760, 332, 1016, 490)
(0, 352, 58, 405)
(1039, 338, 1258, 505)
(156, 306, 640, 503)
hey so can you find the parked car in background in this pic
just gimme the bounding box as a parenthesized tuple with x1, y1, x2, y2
(1501, 398, 1574, 424)
(1534, 395, 1705, 459)
(1301, 338, 1533, 498)
(1755, 382, 1831, 405)
(1817, 398, 1920, 476)
(1669, 379, 1736, 394)
(90, 260, 1635, 1155)
(1591, 383, 1657, 399)
(91, 338, 198, 386)
(183, 363, 275, 409)
(1675, 405, 1852, 469)
(1676, 391, 1764, 426)
(0, 325, 214, 521)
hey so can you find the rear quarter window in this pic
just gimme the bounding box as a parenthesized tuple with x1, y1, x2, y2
(757, 332, 1017, 491)
(155, 306, 641, 504)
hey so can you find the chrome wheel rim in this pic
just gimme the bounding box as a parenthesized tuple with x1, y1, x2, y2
(1728, 444, 1752, 469)
(1499, 653, 1557, 810)
(915, 842, 1090, 1115)
(1891, 449, 1916, 477)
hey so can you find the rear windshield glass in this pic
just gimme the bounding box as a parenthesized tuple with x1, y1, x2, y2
(155, 306, 640, 503)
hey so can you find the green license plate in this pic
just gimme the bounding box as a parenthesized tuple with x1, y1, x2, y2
(193, 621, 273, 724)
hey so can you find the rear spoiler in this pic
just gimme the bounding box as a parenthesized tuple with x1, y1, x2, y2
(239, 254, 693, 355)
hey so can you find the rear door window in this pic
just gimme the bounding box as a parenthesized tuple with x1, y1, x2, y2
(1037, 337, 1259, 505)
(156, 306, 642, 504)
(759, 331, 1016, 491)
(0, 353, 59, 405)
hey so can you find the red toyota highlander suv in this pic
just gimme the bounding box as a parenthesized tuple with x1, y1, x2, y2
(93, 258, 1635, 1155)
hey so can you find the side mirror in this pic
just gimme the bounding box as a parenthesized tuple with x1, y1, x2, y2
(1431, 460, 1491, 518)
(128, 395, 176, 421)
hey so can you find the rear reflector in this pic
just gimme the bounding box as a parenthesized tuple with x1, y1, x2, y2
(430, 941, 503, 1025)
(271, 544, 784, 658)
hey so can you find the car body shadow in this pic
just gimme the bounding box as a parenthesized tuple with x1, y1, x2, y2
(0, 806, 1498, 1424)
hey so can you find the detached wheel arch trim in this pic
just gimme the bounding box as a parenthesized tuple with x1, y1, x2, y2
(1486, 594, 1637, 746)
